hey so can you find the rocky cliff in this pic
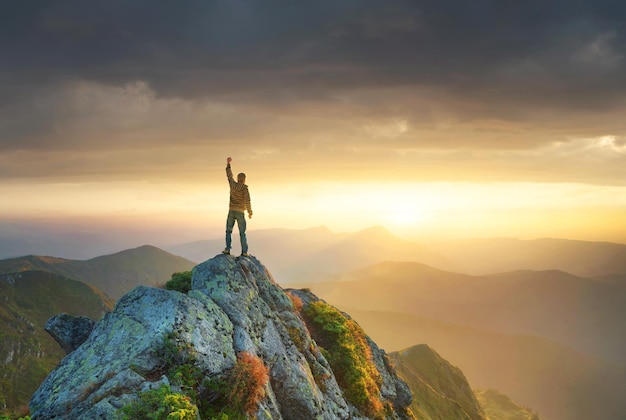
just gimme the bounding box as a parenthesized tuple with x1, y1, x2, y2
(0, 270, 113, 413)
(30, 255, 414, 419)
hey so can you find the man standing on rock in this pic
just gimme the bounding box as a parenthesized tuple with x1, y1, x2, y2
(223, 157, 253, 257)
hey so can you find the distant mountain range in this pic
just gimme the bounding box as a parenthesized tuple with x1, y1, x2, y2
(301, 260, 626, 420)
(304, 261, 626, 365)
(168, 226, 626, 283)
(429, 237, 626, 277)
(0, 221, 144, 260)
(169, 226, 450, 283)
(342, 308, 625, 420)
(3, 227, 626, 419)
(0, 245, 195, 300)
(0, 270, 114, 411)
(4, 224, 626, 280)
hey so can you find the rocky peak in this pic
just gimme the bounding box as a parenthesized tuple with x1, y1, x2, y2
(30, 254, 413, 419)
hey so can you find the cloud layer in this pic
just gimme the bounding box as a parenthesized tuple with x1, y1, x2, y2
(2, 0, 625, 184)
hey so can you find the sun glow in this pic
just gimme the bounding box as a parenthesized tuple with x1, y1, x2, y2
(2, 179, 626, 243)
(252, 181, 626, 241)
(385, 210, 425, 227)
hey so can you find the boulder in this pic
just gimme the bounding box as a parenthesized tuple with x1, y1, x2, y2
(44, 313, 95, 354)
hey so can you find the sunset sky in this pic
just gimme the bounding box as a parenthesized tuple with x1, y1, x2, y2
(2, 1, 626, 244)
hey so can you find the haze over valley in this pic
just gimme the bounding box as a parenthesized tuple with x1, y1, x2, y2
(2, 227, 626, 419)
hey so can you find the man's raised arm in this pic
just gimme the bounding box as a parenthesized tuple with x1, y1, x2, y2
(226, 157, 234, 183)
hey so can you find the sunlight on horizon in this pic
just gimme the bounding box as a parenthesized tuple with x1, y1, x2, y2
(2, 180, 626, 243)
(385, 210, 425, 227)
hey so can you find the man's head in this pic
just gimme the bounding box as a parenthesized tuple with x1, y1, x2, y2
(237, 173, 246, 183)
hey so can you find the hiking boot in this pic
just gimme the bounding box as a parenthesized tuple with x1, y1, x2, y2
(222, 249, 230, 255)
(240, 252, 249, 257)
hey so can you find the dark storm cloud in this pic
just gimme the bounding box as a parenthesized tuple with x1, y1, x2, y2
(1, 1, 363, 99)
(3, 0, 625, 100)
(2, 0, 626, 155)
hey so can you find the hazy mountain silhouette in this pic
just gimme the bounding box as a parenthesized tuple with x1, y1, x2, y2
(303, 261, 626, 364)
(342, 309, 626, 420)
(295, 260, 626, 420)
(169, 226, 341, 269)
(431, 237, 626, 277)
(0, 270, 113, 411)
(170, 228, 626, 283)
(169, 226, 450, 283)
(0, 221, 156, 260)
(5, 224, 625, 279)
(474, 389, 539, 420)
(0, 245, 195, 300)
(594, 272, 626, 286)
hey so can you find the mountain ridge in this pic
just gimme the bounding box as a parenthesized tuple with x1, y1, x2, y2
(342, 307, 626, 420)
(310, 262, 626, 419)
(305, 260, 626, 365)
(0, 245, 195, 300)
(169, 228, 626, 283)
(169, 226, 450, 283)
(430, 237, 626, 277)
(389, 344, 486, 420)
(4, 224, 626, 277)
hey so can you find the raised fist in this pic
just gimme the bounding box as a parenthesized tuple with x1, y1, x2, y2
(227, 157, 232, 164)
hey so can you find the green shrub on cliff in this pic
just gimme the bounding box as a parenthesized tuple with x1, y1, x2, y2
(119, 384, 198, 420)
(303, 300, 383, 417)
(164, 271, 192, 294)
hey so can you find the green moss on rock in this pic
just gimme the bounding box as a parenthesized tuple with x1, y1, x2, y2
(303, 300, 384, 417)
